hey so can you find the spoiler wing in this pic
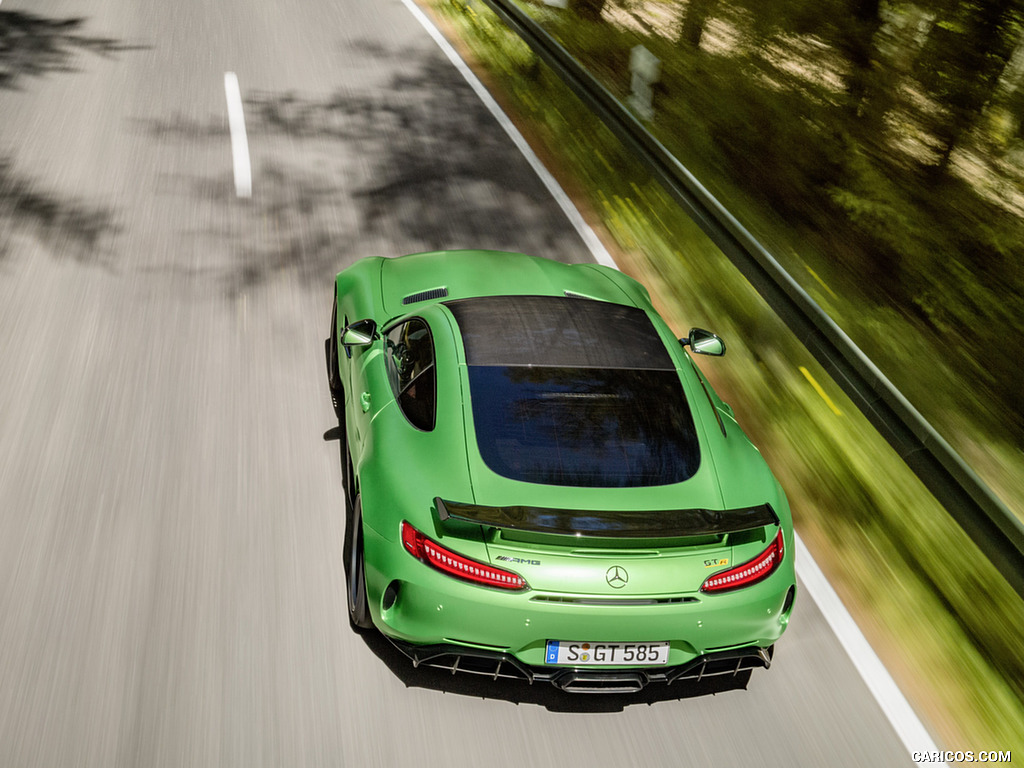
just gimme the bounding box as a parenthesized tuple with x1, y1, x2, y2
(435, 498, 778, 538)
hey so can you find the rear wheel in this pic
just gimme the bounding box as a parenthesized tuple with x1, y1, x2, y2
(346, 495, 372, 631)
(326, 300, 343, 419)
(342, 433, 355, 512)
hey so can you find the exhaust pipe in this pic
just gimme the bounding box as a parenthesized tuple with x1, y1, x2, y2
(553, 670, 647, 694)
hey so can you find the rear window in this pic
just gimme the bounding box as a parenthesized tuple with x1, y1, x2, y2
(447, 297, 700, 488)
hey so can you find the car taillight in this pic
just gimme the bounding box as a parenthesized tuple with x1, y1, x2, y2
(401, 521, 528, 591)
(701, 528, 784, 593)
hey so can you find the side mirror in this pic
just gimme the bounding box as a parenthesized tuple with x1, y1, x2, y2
(681, 327, 726, 356)
(342, 319, 378, 347)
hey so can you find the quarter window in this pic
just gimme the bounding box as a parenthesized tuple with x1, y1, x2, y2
(385, 319, 437, 431)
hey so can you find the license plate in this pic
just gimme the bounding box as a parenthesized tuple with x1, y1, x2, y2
(544, 640, 670, 666)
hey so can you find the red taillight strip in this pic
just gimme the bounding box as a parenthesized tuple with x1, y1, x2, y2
(401, 521, 528, 591)
(701, 529, 784, 593)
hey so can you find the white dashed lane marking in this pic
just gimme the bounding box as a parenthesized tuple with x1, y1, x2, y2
(224, 71, 252, 198)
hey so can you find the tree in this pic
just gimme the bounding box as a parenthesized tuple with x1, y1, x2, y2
(573, 0, 608, 23)
(677, 0, 719, 48)
(832, 0, 886, 125)
(915, 0, 1024, 173)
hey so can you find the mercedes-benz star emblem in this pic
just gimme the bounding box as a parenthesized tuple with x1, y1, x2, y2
(606, 565, 628, 589)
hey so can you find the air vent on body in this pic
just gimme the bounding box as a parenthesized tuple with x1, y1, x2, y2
(402, 287, 448, 305)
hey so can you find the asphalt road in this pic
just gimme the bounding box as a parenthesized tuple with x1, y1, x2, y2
(0, 2, 918, 766)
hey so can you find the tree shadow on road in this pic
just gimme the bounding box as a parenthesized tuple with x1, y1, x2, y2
(245, 53, 575, 254)
(143, 45, 588, 295)
(0, 9, 147, 90)
(0, 156, 118, 265)
(1, 10, 145, 264)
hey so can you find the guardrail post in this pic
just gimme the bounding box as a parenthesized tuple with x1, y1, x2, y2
(628, 45, 660, 121)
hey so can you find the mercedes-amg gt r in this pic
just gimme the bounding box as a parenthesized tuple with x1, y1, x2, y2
(325, 250, 796, 693)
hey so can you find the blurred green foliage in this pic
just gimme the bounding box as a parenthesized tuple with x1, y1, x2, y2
(429, 0, 1024, 750)
(523, 0, 1024, 519)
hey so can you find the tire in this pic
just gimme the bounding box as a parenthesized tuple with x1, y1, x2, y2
(342, 430, 355, 512)
(326, 301, 343, 419)
(346, 495, 373, 631)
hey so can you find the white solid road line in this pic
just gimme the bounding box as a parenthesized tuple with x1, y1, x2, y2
(399, 0, 946, 764)
(796, 533, 944, 762)
(224, 72, 252, 198)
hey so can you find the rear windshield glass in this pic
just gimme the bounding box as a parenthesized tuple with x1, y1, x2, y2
(447, 297, 700, 488)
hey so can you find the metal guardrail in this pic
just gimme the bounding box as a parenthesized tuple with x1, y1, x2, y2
(477, 0, 1024, 598)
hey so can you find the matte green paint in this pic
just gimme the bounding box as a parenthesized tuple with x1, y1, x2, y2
(331, 250, 795, 667)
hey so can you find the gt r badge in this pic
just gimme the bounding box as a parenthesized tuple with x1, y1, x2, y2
(704, 558, 729, 568)
(606, 566, 628, 588)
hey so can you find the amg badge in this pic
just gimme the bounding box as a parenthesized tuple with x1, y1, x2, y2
(495, 555, 541, 566)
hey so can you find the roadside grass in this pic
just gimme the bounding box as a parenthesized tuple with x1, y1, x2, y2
(424, 0, 1024, 753)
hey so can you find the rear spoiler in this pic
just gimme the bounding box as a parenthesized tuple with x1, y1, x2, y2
(435, 498, 778, 538)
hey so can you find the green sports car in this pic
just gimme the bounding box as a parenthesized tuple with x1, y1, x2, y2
(325, 250, 796, 693)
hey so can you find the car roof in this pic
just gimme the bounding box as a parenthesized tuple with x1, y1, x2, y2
(378, 250, 643, 315)
(444, 295, 675, 370)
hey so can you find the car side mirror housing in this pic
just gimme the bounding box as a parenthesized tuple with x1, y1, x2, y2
(342, 319, 378, 347)
(681, 327, 726, 356)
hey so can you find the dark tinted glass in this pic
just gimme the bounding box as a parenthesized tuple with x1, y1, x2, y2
(445, 296, 674, 369)
(467, 366, 700, 487)
(385, 319, 436, 431)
